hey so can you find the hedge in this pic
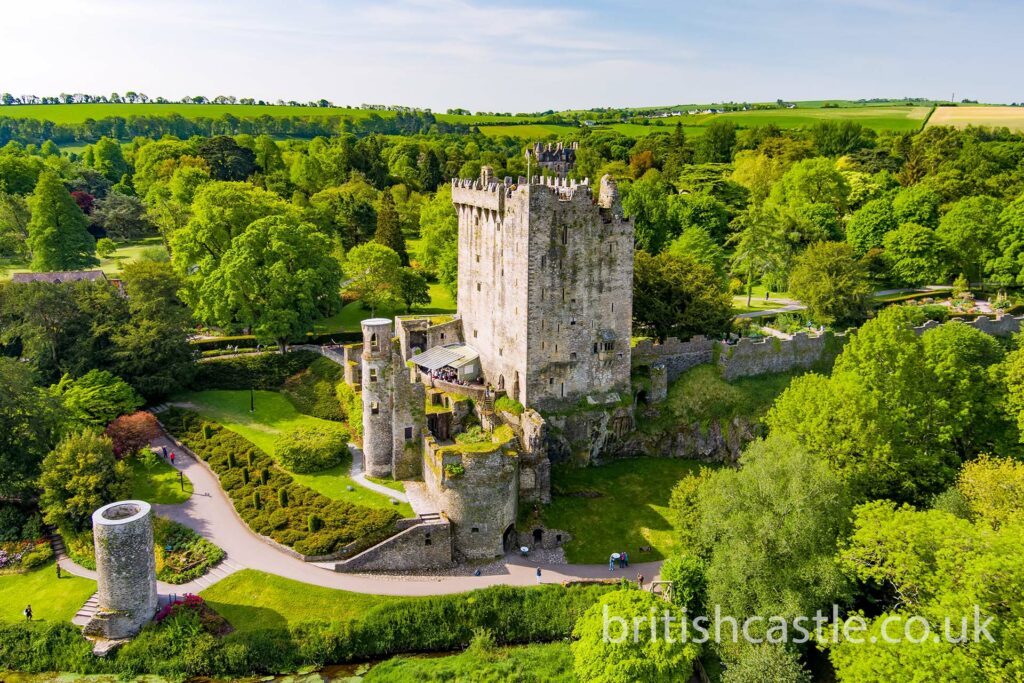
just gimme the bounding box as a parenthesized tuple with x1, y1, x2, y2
(190, 331, 362, 352)
(0, 583, 617, 678)
(161, 409, 396, 556)
(281, 355, 345, 421)
(275, 424, 350, 473)
(190, 351, 322, 391)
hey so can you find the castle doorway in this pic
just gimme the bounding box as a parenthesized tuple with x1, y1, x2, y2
(502, 524, 517, 553)
(532, 528, 543, 544)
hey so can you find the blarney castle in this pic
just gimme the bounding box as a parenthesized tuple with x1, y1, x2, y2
(334, 152, 636, 570)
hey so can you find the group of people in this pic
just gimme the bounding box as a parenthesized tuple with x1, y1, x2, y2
(608, 550, 630, 570)
(429, 366, 472, 386)
(159, 445, 176, 466)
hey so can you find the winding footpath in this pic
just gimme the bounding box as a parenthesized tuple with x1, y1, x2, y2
(57, 429, 661, 601)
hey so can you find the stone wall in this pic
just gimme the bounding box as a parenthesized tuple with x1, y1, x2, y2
(912, 314, 1022, 337)
(88, 500, 158, 640)
(452, 173, 633, 410)
(392, 362, 426, 480)
(333, 518, 454, 573)
(717, 331, 840, 381)
(631, 335, 715, 382)
(396, 315, 464, 360)
(422, 435, 518, 560)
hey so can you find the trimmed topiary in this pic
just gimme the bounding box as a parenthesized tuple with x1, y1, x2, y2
(252, 491, 261, 510)
(278, 488, 289, 508)
(308, 514, 323, 532)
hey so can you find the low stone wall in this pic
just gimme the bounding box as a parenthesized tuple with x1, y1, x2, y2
(334, 518, 454, 572)
(912, 314, 1022, 337)
(632, 336, 715, 382)
(717, 331, 841, 380)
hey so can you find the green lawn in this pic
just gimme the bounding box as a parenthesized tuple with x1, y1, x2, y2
(366, 476, 407, 493)
(177, 390, 413, 516)
(537, 457, 707, 564)
(0, 561, 96, 624)
(200, 569, 397, 632)
(314, 282, 456, 334)
(128, 456, 193, 505)
(0, 236, 166, 281)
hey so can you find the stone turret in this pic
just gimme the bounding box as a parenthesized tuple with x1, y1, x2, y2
(86, 500, 158, 640)
(597, 174, 620, 213)
(361, 318, 394, 477)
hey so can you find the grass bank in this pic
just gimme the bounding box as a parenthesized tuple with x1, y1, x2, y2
(0, 562, 95, 624)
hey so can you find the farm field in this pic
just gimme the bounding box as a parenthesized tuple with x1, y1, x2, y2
(176, 389, 414, 516)
(704, 105, 931, 131)
(928, 105, 1024, 132)
(0, 103, 544, 126)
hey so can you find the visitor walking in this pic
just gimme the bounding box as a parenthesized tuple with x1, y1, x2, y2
(618, 551, 626, 569)
(160, 446, 167, 458)
(636, 572, 644, 589)
(169, 452, 176, 466)
(536, 567, 542, 584)
(609, 554, 616, 571)
(23, 605, 32, 621)
(623, 550, 629, 568)
(55, 563, 61, 579)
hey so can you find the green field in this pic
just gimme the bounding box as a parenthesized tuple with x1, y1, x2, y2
(0, 236, 165, 281)
(0, 562, 96, 624)
(177, 389, 413, 516)
(128, 455, 193, 505)
(314, 282, 455, 335)
(200, 568, 396, 632)
(477, 123, 581, 139)
(0, 103, 543, 127)
(685, 105, 931, 131)
(537, 457, 706, 563)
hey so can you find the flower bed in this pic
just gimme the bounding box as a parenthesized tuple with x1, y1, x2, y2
(154, 517, 225, 584)
(160, 408, 399, 557)
(154, 593, 233, 636)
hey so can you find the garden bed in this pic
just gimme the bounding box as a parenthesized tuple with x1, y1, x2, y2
(0, 540, 53, 575)
(161, 408, 400, 557)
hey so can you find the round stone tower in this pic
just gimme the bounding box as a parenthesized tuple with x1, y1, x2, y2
(88, 500, 158, 640)
(361, 317, 395, 477)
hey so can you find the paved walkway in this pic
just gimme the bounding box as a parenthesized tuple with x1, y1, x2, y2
(348, 444, 409, 503)
(73, 429, 660, 597)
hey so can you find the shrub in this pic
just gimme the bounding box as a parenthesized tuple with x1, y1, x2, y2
(241, 468, 250, 484)
(495, 396, 525, 416)
(278, 489, 289, 508)
(274, 424, 351, 473)
(253, 491, 261, 510)
(105, 412, 161, 458)
(336, 381, 362, 438)
(308, 514, 323, 532)
(202, 423, 215, 440)
(260, 468, 270, 485)
(444, 463, 465, 478)
(189, 351, 321, 391)
(0, 504, 43, 542)
(20, 543, 54, 569)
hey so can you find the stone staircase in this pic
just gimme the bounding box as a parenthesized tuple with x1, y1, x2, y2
(73, 593, 100, 627)
(150, 403, 170, 414)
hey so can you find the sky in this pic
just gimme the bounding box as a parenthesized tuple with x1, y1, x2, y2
(2, 0, 1022, 111)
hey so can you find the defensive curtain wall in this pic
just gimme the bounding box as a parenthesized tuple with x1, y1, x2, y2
(630, 314, 1024, 389)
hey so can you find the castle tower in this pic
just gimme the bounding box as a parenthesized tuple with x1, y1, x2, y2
(451, 171, 633, 410)
(87, 500, 158, 640)
(361, 318, 394, 477)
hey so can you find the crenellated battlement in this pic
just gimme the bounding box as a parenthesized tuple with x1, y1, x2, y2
(450, 173, 594, 211)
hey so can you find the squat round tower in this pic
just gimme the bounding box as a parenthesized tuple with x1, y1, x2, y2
(361, 317, 395, 477)
(89, 500, 158, 639)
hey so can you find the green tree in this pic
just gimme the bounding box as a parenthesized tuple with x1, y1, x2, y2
(26, 170, 97, 271)
(846, 197, 896, 255)
(343, 242, 402, 315)
(957, 455, 1024, 529)
(622, 173, 674, 253)
(882, 222, 948, 286)
(769, 157, 850, 214)
(892, 184, 941, 228)
(666, 225, 727, 282)
(0, 358, 66, 499)
(397, 266, 430, 313)
(200, 216, 341, 350)
(697, 434, 852, 644)
(39, 431, 131, 531)
(374, 190, 408, 264)
(90, 193, 155, 239)
(936, 195, 1005, 285)
(0, 188, 31, 258)
(729, 205, 788, 307)
(722, 643, 811, 683)
(112, 260, 197, 399)
(695, 120, 737, 164)
(810, 120, 870, 157)
(196, 136, 258, 181)
(53, 369, 144, 427)
(669, 191, 730, 242)
(91, 136, 128, 182)
(571, 588, 700, 683)
(787, 241, 870, 324)
(632, 250, 733, 342)
(418, 185, 459, 297)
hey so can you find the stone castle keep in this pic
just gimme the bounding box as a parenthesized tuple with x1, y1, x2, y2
(336, 162, 635, 568)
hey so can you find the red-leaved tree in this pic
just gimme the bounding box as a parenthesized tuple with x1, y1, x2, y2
(104, 411, 161, 458)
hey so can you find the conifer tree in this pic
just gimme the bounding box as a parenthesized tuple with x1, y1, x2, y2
(27, 170, 97, 271)
(374, 191, 408, 265)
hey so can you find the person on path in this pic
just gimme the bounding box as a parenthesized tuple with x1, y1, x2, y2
(169, 452, 176, 466)
(24, 605, 32, 621)
(609, 554, 615, 571)
(160, 446, 167, 458)
(623, 550, 629, 568)
(618, 551, 625, 569)
(55, 563, 61, 579)
(637, 572, 644, 589)
(536, 567, 542, 584)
